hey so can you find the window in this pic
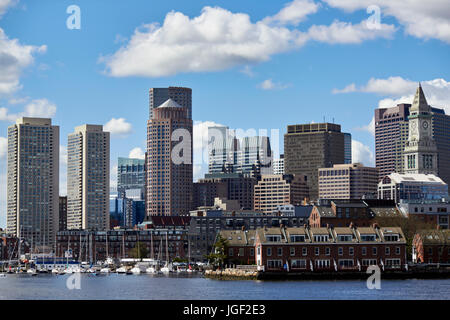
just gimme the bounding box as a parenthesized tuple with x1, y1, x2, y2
(386, 259, 401, 267)
(338, 247, 343, 256)
(314, 235, 329, 242)
(229, 248, 233, 257)
(362, 247, 367, 256)
(325, 247, 330, 256)
(291, 259, 306, 269)
(290, 247, 295, 256)
(338, 235, 352, 242)
(349, 247, 354, 256)
(360, 235, 376, 242)
(384, 234, 399, 242)
(290, 235, 305, 242)
(266, 235, 282, 242)
(302, 247, 307, 256)
(395, 247, 401, 255)
(338, 259, 354, 267)
(250, 248, 254, 256)
(267, 260, 282, 269)
(239, 248, 244, 257)
(267, 248, 272, 256)
(362, 259, 377, 266)
(315, 260, 330, 268)
(277, 247, 283, 256)
(372, 247, 377, 255)
(315, 247, 320, 256)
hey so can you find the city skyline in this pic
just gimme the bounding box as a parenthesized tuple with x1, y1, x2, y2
(1, 0, 450, 227)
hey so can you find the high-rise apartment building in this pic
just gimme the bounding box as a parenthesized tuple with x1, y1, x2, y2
(318, 163, 379, 200)
(59, 196, 67, 231)
(67, 125, 110, 231)
(146, 99, 193, 216)
(7, 117, 59, 250)
(254, 174, 309, 214)
(117, 157, 145, 199)
(344, 133, 352, 164)
(284, 123, 345, 200)
(149, 87, 192, 119)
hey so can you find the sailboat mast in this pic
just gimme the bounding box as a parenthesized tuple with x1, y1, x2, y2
(165, 231, 169, 264)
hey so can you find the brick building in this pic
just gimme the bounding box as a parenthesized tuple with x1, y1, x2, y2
(254, 225, 407, 272)
(412, 229, 450, 264)
(309, 199, 400, 228)
(219, 229, 256, 265)
(398, 200, 449, 229)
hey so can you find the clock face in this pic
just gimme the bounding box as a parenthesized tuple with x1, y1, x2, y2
(422, 121, 429, 129)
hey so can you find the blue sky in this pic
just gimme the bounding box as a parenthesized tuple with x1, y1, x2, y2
(0, 0, 449, 227)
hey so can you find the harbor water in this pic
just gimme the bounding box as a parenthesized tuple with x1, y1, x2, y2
(0, 273, 449, 300)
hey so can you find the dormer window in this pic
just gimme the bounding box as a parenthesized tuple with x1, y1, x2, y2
(384, 234, 399, 242)
(313, 235, 329, 242)
(337, 235, 352, 242)
(290, 235, 305, 243)
(360, 234, 376, 242)
(266, 235, 282, 242)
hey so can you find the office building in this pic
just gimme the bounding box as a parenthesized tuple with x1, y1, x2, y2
(67, 125, 110, 231)
(117, 157, 145, 198)
(378, 173, 448, 202)
(146, 99, 193, 216)
(6, 117, 59, 250)
(208, 126, 239, 174)
(344, 133, 352, 164)
(195, 173, 256, 210)
(149, 87, 192, 119)
(284, 123, 345, 200)
(254, 174, 309, 214)
(318, 163, 379, 200)
(238, 136, 273, 177)
(273, 154, 285, 175)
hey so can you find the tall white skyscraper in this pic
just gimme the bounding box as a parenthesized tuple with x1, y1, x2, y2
(7, 117, 59, 251)
(273, 155, 285, 175)
(67, 125, 110, 230)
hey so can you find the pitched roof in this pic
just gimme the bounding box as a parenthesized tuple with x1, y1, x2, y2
(410, 83, 430, 113)
(416, 229, 450, 245)
(156, 98, 183, 109)
(220, 230, 256, 246)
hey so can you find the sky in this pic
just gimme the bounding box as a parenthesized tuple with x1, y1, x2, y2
(0, 0, 449, 228)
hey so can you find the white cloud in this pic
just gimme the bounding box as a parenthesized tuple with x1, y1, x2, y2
(258, 79, 291, 90)
(0, 28, 47, 96)
(104, 118, 133, 137)
(129, 147, 145, 160)
(0, 136, 6, 159)
(240, 65, 254, 77)
(0, 0, 17, 17)
(335, 77, 450, 113)
(352, 139, 375, 166)
(323, 0, 450, 43)
(308, 20, 396, 44)
(101, 4, 394, 78)
(263, 0, 319, 26)
(0, 98, 57, 122)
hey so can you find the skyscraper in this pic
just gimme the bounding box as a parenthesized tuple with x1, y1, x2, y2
(208, 126, 239, 174)
(238, 136, 273, 177)
(7, 117, 59, 250)
(67, 125, 110, 231)
(375, 104, 410, 180)
(403, 84, 438, 175)
(344, 133, 352, 164)
(149, 87, 192, 119)
(117, 157, 145, 198)
(375, 86, 450, 184)
(146, 99, 193, 216)
(284, 123, 345, 200)
(273, 154, 285, 175)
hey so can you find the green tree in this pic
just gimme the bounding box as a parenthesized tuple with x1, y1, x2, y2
(206, 234, 229, 268)
(129, 242, 148, 260)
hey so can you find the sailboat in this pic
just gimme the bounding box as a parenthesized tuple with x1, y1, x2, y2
(160, 232, 172, 274)
(100, 232, 111, 273)
(146, 231, 157, 274)
(186, 238, 194, 273)
(116, 232, 127, 274)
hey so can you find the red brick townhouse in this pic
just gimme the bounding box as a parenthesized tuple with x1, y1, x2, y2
(219, 229, 256, 265)
(254, 224, 407, 272)
(412, 229, 450, 264)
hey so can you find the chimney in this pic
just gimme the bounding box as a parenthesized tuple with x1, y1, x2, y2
(241, 225, 246, 231)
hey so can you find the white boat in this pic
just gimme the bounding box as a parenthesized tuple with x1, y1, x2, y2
(64, 268, 74, 274)
(0, 273, 6, 278)
(27, 268, 37, 275)
(177, 266, 187, 273)
(51, 269, 59, 274)
(86, 268, 96, 273)
(130, 266, 141, 274)
(116, 266, 127, 274)
(100, 267, 111, 273)
(146, 267, 156, 274)
(161, 266, 171, 274)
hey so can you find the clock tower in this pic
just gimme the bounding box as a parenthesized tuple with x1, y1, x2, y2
(403, 83, 438, 175)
